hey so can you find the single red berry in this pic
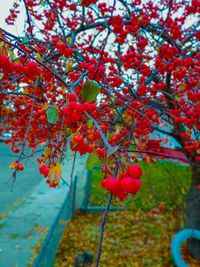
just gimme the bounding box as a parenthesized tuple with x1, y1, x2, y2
(74, 135, 84, 144)
(100, 180, 106, 188)
(158, 205, 164, 211)
(195, 155, 200, 162)
(27, 61, 38, 70)
(43, 167, 50, 178)
(76, 103, 85, 113)
(71, 112, 82, 121)
(18, 163, 24, 171)
(87, 144, 94, 153)
(39, 165, 45, 173)
(105, 177, 121, 194)
(121, 177, 142, 194)
(127, 165, 143, 179)
(151, 209, 158, 214)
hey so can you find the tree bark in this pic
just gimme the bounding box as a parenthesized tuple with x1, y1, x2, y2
(185, 165, 200, 259)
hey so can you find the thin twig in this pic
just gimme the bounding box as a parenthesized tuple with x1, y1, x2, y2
(23, 0, 34, 39)
(95, 161, 119, 266)
(93, 0, 116, 80)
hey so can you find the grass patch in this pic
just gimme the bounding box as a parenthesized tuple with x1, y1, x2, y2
(90, 160, 191, 212)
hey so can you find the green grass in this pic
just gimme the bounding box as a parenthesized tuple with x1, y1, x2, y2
(89, 160, 191, 212)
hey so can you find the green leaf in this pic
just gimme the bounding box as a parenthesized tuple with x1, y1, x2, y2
(81, 80, 100, 103)
(21, 36, 29, 48)
(46, 105, 59, 124)
(86, 152, 101, 171)
(87, 119, 93, 128)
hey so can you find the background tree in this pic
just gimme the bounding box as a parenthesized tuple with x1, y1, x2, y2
(0, 0, 200, 261)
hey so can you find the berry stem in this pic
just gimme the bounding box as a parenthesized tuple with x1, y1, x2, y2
(95, 161, 119, 266)
(95, 193, 112, 267)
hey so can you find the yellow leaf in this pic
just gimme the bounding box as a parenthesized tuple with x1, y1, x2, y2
(36, 52, 42, 62)
(65, 59, 73, 73)
(59, 219, 68, 225)
(42, 103, 49, 110)
(0, 41, 4, 48)
(9, 50, 14, 61)
(9, 162, 15, 170)
(66, 38, 71, 44)
(70, 123, 82, 144)
(48, 162, 62, 181)
(180, 83, 186, 90)
(115, 122, 123, 130)
(44, 147, 51, 158)
(24, 87, 29, 94)
(4, 44, 10, 55)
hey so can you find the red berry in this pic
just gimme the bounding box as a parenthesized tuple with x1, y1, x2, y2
(151, 209, 158, 214)
(27, 61, 38, 70)
(127, 165, 143, 179)
(76, 104, 85, 113)
(39, 165, 45, 173)
(74, 135, 84, 144)
(121, 177, 142, 194)
(68, 93, 76, 101)
(18, 163, 24, 171)
(195, 155, 200, 162)
(68, 101, 77, 110)
(87, 144, 94, 153)
(158, 205, 164, 211)
(71, 111, 82, 121)
(105, 177, 121, 194)
(114, 189, 128, 200)
(43, 167, 50, 178)
(100, 180, 106, 188)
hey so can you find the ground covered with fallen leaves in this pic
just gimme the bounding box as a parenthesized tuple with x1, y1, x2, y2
(30, 161, 200, 266)
(54, 209, 179, 266)
(52, 161, 200, 266)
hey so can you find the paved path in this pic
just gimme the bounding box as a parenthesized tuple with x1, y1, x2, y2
(0, 143, 87, 267)
(0, 143, 42, 215)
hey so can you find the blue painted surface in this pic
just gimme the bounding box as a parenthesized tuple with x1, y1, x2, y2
(171, 229, 200, 267)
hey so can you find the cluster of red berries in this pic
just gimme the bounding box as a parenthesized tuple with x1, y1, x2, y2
(101, 165, 143, 200)
(53, 39, 73, 57)
(39, 164, 60, 188)
(13, 161, 24, 171)
(79, 0, 98, 7)
(70, 134, 94, 156)
(79, 59, 105, 82)
(39, 164, 50, 177)
(45, 179, 59, 188)
(0, 56, 41, 79)
(63, 93, 96, 122)
(151, 205, 164, 214)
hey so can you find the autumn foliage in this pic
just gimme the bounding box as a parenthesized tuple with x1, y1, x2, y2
(0, 0, 200, 261)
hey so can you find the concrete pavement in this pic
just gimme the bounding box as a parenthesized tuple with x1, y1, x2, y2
(0, 143, 42, 215)
(0, 143, 88, 267)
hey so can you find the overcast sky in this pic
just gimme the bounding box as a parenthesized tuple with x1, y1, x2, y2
(0, 0, 25, 35)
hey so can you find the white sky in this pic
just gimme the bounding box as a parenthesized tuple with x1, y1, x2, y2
(0, 0, 25, 35)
